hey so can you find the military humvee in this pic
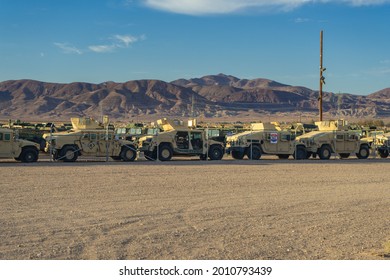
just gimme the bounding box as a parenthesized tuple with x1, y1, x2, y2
(0, 127, 40, 162)
(43, 117, 137, 162)
(372, 132, 390, 158)
(225, 122, 307, 160)
(138, 118, 225, 161)
(296, 120, 370, 160)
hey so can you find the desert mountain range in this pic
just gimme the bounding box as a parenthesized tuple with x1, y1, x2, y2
(0, 74, 389, 122)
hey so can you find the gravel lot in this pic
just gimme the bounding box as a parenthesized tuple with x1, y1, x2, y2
(0, 156, 389, 260)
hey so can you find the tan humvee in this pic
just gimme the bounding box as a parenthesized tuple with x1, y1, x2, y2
(43, 117, 137, 162)
(0, 127, 40, 162)
(138, 118, 225, 161)
(225, 122, 307, 160)
(296, 120, 370, 159)
(372, 132, 390, 158)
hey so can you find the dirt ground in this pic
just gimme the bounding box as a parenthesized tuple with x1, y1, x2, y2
(0, 156, 389, 260)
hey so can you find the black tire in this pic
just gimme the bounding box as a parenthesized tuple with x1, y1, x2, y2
(356, 145, 370, 159)
(121, 146, 137, 162)
(278, 154, 290, 160)
(158, 144, 173, 161)
(144, 150, 157, 161)
(339, 153, 350, 159)
(231, 150, 244, 160)
(246, 145, 261, 160)
(293, 146, 307, 160)
(20, 147, 39, 163)
(319, 145, 332, 160)
(208, 145, 224, 160)
(378, 149, 389, 158)
(60, 146, 78, 162)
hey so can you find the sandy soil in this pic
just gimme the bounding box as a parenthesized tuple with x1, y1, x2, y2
(0, 157, 389, 260)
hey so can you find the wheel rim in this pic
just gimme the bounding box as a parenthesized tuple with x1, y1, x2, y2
(26, 153, 34, 162)
(126, 150, 134, 159)
(360, 148, 368, 158)
(161, 149, 170, 159)
(323, 149, 330, 158)
(65, 150, 74, 160)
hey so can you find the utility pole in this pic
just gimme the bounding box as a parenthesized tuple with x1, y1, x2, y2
(191, 93, 195, 118)
(319, 30, 326, 121)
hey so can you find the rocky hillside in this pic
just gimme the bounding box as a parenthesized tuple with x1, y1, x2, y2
(0, 74, 389, 121)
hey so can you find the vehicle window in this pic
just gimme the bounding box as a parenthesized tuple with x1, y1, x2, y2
(147, 128, 158, 135)
(281, 134, 291, 141)
(0, 133, 2, 141)
(208, 129, 219, 137)
(336, 134, 344, 140)
(4, 133, 11, 141)
(82, 133, 89, 139)
(192, 132, 202, 140)
(116, 128, 126, 134)
(90, 133, 97, 140)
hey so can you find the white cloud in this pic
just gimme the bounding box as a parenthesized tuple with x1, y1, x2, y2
(89, 34, 145, 53)
(343, 0, 390, 6)
(113, 34, 139, 47)
(143, 0, 390, 15)
(54, 42, 82, 54)
(88, 45, 116, 53)
(294, 17, 310, 23)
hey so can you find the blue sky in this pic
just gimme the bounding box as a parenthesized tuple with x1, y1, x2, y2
(1, 0, 390, 95)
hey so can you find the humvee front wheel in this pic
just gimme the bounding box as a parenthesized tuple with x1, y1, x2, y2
(20, 147, 39, 163)
(293, 146, 307, 160)
(356, 145, 370, 159)
(319, 145, 332, 160)
(60, 146, 78, 162)
(159, 144, 173, 161)
(209, 145, 224, 160)
(246, 145, 261, 160)
(378, 149, 389, 158)
(121, 146, 136, 162)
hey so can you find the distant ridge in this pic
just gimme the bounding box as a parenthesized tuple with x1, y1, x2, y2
(0, 74, 389, 121)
